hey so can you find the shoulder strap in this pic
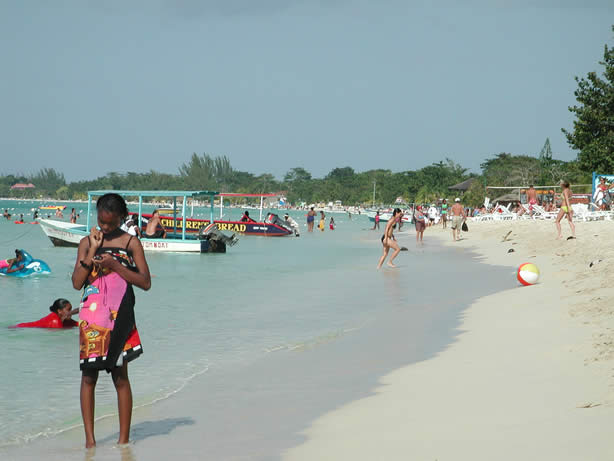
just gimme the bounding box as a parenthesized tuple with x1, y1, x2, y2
(125, 235, 133, 250)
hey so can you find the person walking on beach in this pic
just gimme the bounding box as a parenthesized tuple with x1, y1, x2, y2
(518, 185, 538, 217)
(556, 180, 576, 240)
(70, 208, 77, 224)
(307, 207, 315, 232)
(329, 216, 335, 230)
(413, 206, 426, 244)
(450, 198, 466, 242)
(318, 210, 326, 232)
(377, 208, 403, 269)
(440, 199, 448, 228)
(71, 193, 151, 448)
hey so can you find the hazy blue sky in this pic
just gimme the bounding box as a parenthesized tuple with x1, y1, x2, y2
(1, 1, 613, 181)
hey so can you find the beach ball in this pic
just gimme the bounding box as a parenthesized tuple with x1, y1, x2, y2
(517, 263, 540, 286)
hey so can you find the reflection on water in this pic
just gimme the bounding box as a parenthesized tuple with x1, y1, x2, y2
(83, 444, 135, 461)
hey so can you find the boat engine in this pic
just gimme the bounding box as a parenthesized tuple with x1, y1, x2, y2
(198, 224, 239, 253)
(264, 213, 294, 234)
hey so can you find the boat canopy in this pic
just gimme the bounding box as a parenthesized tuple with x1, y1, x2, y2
(217, 192, 280, 221)
(86, 190, 219, 240)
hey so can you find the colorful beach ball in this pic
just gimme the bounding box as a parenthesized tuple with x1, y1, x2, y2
(517, 263, 540, 286)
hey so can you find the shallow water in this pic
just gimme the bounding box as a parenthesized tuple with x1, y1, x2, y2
(0, 199, 394, 446)
(0, 198, 514, 458)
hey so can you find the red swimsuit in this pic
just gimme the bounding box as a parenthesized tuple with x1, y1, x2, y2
(12, 312, 78, 329)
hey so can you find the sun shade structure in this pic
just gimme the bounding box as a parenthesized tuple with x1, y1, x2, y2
(86, 190, 219, 238)
(448, 178, 476, 191)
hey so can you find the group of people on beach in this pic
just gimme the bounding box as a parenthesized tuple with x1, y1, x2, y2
(376, 179, 581, 269)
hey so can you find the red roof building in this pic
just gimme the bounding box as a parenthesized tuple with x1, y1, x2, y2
(10, 183, 35, 190)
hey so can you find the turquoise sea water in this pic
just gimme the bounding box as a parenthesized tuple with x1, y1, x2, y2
(0, 199, 395, 446)
(0, 198, 513, 457)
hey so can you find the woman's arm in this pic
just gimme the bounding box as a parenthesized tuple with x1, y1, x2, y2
(72, 227, 103, 290)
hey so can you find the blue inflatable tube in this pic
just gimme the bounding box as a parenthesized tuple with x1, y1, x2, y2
(0, 249, 51, 277)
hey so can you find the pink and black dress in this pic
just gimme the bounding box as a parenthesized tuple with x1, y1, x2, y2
(79, 238, 142, 372)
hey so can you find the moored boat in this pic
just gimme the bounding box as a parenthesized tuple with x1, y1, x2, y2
(38, 190, 236, 253)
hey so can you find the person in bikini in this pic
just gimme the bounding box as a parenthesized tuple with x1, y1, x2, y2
(307, 207, 316, 232)
(440, 199, 448, 228)
(556, 180, 576, 240)
(377, 208, 403, 269)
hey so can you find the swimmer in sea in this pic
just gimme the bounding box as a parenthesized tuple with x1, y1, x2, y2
(11, 298, 79, 328)
(377, 208, 403, 269)
(3, 249, 25, 274)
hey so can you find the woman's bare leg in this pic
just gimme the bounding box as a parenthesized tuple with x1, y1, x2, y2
(387, 241, 401, 267)
(555, 209, 564, 239)
(112, 363, 133, 445)
(81, 369, 99, 448)
(377, 245, 390, 269)
(567, 213, 576, 237)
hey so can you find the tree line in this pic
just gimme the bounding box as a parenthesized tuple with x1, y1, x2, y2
(2, 26, 613, 208)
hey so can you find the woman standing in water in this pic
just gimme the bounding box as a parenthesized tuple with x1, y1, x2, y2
(377, 208, 403, 269)
(71, 193, 151, 448)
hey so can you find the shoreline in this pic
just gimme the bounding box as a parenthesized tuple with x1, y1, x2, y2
(284, 220, 614, 460)
(0, 229, 513, 460)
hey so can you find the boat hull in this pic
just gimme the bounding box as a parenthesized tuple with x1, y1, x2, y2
(38, 219, 220, 253)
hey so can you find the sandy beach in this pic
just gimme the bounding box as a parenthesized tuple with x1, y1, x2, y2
(285, 218, 614, 460)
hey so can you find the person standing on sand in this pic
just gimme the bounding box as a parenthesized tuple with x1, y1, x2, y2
(413, 206, 426, 244)
(556, 180, 576, 240)
(71, 193, 151, 448)
(450, 198, 466, 242)
(440, 199, 448, 229)
(518, 185, 538, 217)
(307, 207, 315, 232)
(377, 208, 403, 269)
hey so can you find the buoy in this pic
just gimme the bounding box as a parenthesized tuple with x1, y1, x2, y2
(517, 263, 540, 286)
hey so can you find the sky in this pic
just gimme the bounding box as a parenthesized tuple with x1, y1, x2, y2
(1, 1, 613, 182)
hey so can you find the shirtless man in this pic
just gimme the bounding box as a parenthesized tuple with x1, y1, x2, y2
(556, 180, 576, 240)
(143, 210, 167, 239)
(377, 208, 403, 269)
(517, 185, 537, 217)
(450, 198, 466, 242)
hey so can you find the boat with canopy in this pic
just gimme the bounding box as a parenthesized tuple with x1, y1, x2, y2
(38, 190, 236, 253)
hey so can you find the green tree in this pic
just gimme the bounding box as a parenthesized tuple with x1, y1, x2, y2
(562, 26, 614, 173)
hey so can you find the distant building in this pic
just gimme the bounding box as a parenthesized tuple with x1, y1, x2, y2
(10, 183, 35, 190)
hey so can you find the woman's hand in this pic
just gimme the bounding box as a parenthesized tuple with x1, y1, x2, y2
(92, 253, 117, 271)
(88, 227, 103, 253)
